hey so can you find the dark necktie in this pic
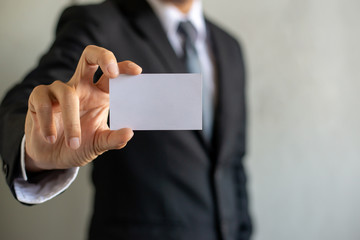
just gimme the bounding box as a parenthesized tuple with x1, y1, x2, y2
(178, 20, 213, 143)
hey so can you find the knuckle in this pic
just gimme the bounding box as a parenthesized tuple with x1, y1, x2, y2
(100, 50, 115, 61)
(50, 80, 64, 88)
(94, 144, 105, 156)
(50, 80, 78, 100)
(32, 84, 47, 95)
(50, 80, 67, 93)
(84, 45, 95, 53)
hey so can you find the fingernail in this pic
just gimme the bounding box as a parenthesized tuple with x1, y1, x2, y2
(69, 137, 80, 150)
(107, 62, 119, 75)
(128, 62, 137, 68)
(46, 135, 56, 144)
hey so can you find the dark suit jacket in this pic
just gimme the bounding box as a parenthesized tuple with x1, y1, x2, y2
(0, 0, 251, 239)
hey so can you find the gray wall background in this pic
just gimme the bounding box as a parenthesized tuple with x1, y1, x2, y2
(1, 0, 359, 239)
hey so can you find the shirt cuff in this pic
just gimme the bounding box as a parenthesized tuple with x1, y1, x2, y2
(14, 135, 79, 204)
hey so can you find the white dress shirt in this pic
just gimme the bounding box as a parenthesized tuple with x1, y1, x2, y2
(14, 0, 216, 204)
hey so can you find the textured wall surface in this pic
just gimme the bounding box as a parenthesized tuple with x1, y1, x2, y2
(1, 0, 359, 239)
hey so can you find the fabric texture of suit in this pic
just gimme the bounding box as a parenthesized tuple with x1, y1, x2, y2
(0, 0, 252, 239)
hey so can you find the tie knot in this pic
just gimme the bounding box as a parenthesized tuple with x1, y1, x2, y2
(178, 20, 198, 45)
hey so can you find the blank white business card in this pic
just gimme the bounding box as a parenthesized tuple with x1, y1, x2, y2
(109, 74, 202, 130)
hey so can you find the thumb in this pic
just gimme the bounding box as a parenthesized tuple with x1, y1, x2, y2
(95, 128, 134, 153)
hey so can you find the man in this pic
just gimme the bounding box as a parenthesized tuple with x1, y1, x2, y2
(0, 0, 251, 239)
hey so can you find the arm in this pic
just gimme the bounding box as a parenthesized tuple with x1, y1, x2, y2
(0, 6, 142, 202)
(2, 45, 141, 203)
(1, 5, 98, 198)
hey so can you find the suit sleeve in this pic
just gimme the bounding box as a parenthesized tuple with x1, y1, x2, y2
(0, 5, 107, 200)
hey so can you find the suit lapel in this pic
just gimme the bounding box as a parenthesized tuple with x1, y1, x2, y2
(115, 0, 186, 73)
(207, 21, 244, 164)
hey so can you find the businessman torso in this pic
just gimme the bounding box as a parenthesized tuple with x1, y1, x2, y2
(0, 0, 251, 239)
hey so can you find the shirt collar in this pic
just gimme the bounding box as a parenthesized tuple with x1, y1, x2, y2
(146, 0, 207, 42)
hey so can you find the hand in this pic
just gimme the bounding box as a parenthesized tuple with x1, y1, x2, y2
(25, 45, 142, 172)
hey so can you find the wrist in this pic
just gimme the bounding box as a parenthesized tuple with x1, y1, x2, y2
(25, 151, 46, 173)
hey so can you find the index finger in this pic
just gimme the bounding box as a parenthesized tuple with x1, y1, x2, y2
(69, 45, 120, 86)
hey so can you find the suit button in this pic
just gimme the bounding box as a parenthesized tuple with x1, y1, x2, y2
(3, 163, 8, 176)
